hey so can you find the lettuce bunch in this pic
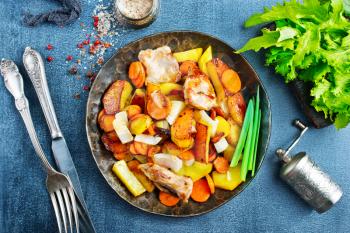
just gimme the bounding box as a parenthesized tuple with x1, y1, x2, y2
(238, 0, 350, 129)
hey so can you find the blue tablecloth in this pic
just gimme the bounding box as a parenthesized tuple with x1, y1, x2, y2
(0, 0, 349, 232)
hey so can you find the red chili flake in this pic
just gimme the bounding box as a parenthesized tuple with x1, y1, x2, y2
(83, 40, 89, 45)
(47, 56, 54, 62)
(93, 21, 98, 28)
(83, 85, 90, 91)
(93, 16, 99, 22)
(77, 43, 84, 49)
(94, 40, 101, 46)
(66, 55, 73, 61)
(47, 44, 53, 50)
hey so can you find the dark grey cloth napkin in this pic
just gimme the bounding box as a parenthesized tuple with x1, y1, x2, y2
(23, 0, 81, 26)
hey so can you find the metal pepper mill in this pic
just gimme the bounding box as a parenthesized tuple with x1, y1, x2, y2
(276, 120, 343, 213)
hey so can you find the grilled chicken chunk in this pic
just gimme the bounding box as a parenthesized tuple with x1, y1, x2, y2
(184, 73, 217, 110)
(139, 164, 193, 202)
(138, 46, 181, 84)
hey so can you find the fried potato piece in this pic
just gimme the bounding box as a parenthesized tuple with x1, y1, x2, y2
(102, 80, 133, 114)
(227, 92, 246, 126)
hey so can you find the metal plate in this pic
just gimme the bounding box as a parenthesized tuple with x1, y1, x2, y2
(86, 31, 271, 217)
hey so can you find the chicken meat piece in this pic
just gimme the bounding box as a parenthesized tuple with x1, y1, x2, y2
(138, 163, 193, 202)
(184, 73, 217, 110)
(138, 46, 181, 84)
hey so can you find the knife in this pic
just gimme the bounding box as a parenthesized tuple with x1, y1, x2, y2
(23, 47, 96, 232)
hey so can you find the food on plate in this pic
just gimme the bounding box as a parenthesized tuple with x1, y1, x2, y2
(237, 0, 350, 129)
(173, 48, 203, 62)
(138, 46, 181, 84)
(139, 164, 193, 202)
(184, 72, 217, 110)
(102, 80, 133, 114)
(128, 61, 146, 88)
(146, 90, 172, 120)
(112, 160, 146, 197)
(98, 45, 262, 206)
(198, 46, 212, 75)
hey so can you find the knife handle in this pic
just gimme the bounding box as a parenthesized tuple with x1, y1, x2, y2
(23, 47, 62, 139)
(0, 59, 55, 174)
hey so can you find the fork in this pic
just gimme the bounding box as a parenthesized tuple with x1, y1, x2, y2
(0, 59, 79, 233)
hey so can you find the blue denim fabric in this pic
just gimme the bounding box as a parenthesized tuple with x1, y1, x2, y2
(0, 0, 349, 232)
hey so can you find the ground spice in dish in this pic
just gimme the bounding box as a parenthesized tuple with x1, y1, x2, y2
(117, 0, 153, 20)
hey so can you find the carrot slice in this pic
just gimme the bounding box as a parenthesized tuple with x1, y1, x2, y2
(178, 150, 195, 161)
(191, 178, 211, 202)
(205, 174, 215, 194)
(99, 114, 115, 132)
(159, 191, 180, 207)
(127, 160, 141, 172)
(213, 157, 229, 173)
(128, 61, 146, 88)
(221, 69, 241, 94)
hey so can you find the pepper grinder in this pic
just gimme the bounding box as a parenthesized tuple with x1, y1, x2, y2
(276, 120, 343, 213)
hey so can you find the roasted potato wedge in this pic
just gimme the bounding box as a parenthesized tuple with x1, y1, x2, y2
(227, 92, 246, 126)
(226, 118, 242, 146)
(129, 114, 153, 135)
(102, 80, 133, 114)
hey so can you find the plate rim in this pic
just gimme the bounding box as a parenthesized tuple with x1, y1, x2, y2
(85, 30, 272, 217)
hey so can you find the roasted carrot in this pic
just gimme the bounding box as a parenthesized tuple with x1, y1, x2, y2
(221, 69, 241, 94)
(205, 174, 215, 194)
(159, 191, 180, 207)
(133, 141, 149, 156)
(210, 108, 216, 120)
(147, 124, 157, 136)
(179, 61, 199, 76)
(99, 114, 115, 132)
(178, 150, 195, 161)
(191, 178, 211, 202)
(127, 160, 141, 172)
(128, 61, 146, 88)
(106, 131, 119, 142)
(113, 152, 133, 161)
(208, 143, 217, 162)
(147, 145, 161, 157)
(213, 157, 229, 173)
(129, 143, 138, 155)
(146, 90, 171, 120)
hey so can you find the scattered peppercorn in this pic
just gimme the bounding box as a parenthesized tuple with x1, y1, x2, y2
(83, 40, 89, 45)
(69, 66, 78, 75)
(86, 70, 94, 78)
(47, 56, 54, 62)
(83, 85, 90, 91)
(66, 55, 73, 61)
(47, 44, 53, 50)
(73, 93, 81, 99)
(77, 43, 84, 49)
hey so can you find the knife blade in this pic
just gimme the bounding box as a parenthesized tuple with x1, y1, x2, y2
(23, 47, 96, 232)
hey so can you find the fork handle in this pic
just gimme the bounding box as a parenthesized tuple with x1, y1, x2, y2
(1, 59, 55, 175)
(23, 47, 62, 139)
